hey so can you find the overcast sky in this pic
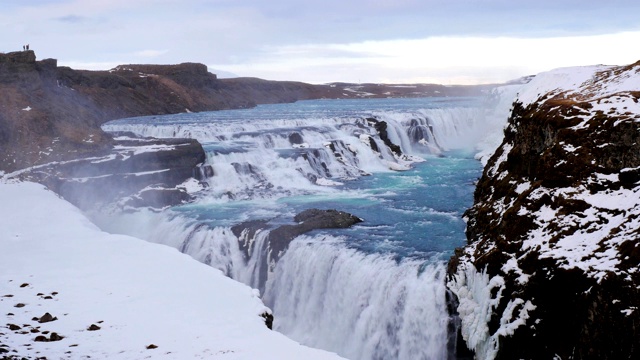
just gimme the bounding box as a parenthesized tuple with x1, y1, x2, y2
(2, 0, 640, 84)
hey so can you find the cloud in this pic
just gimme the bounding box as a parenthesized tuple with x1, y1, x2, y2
(210, 31, 640, 84)
(3, 0, 640, 84)
(54, 14, 88, 23)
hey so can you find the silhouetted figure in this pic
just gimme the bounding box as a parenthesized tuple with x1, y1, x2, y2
(26, 44, 29, 50)
(23, 45, 25, 51)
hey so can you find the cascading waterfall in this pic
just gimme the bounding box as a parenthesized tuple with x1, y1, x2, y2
(105, 105, 483, 199)
(264, 236, 449, 360)
(97, 211, 452, 360)
(99, 97, 502, 360)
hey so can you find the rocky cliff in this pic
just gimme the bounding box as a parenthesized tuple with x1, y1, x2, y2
(0, 51, 213, 209)
(0, 51, 329, 172)
(448, 62, 640, 359)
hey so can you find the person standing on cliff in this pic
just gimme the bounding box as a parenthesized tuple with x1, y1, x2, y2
(26, 44, 29, 50)
(22, 45, 25, 51)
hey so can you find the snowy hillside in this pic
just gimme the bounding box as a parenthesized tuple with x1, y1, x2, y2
(448, 61, 640, 359)
(0, 181, 344, 360)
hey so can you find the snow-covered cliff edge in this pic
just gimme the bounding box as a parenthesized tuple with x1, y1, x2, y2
(0, 181, 345, 360)
(448, 62, 640, 359)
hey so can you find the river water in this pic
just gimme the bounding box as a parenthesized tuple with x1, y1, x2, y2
(100, 97, 500, 359)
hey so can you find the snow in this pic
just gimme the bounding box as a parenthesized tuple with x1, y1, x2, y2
(315, 177, 343, 186)
(501, 256, 530, 285)
(113, 143, 178, 155)
(0, 181, 344, 360)
(22, 106, 32, 111)
(621, 308, 637, 316)
(113, 136, 157, 142)
(514, 181, 531, 195)
(516, 62, 640, 123)
(177, 178, 206, 194)
(495, 298, 535, 337)
(515, 65, 609, 107)
(343, 87, 375, 97)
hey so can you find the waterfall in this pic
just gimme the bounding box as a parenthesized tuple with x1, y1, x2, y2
(96, 210, 452, 360)
(265, 236, 450, 360)
(104, 106, 484, 202)
(98, 99, 492, 359)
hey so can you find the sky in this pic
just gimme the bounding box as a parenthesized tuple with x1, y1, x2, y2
(2, 0, 640, 84)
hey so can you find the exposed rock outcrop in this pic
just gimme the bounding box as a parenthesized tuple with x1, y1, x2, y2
(366, 117, 403, 156)
(233, 209, 362, 261)
(231, 209, 363, 289)
(0, 51, 113, 173)
(19, 135, 207, 210)
(448, 62, 640, 359)
(269, 209, 363, 261)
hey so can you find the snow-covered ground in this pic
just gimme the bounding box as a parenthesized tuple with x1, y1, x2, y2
(0, 181, 344, 360)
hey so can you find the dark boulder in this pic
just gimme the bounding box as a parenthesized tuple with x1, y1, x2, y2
(231, 209, 362, 262)
(260, 312, 274, 330)
(269, 209, 362, 262)
(37, 312, 57, 323)
(229, 209, 362, 291)
(288, 132, 304, 145)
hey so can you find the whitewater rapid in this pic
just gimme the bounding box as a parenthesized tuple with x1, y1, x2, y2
(104, 103, 484, 201)
(99, 97, 514, 360)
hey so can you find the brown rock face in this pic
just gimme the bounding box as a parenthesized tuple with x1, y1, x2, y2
(448, 62, 640, 359)
(0, 52, 214, 208)
(0, 50, 36, 69)
(21, 135, 207, 210)
(0, 52, 117, 172)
